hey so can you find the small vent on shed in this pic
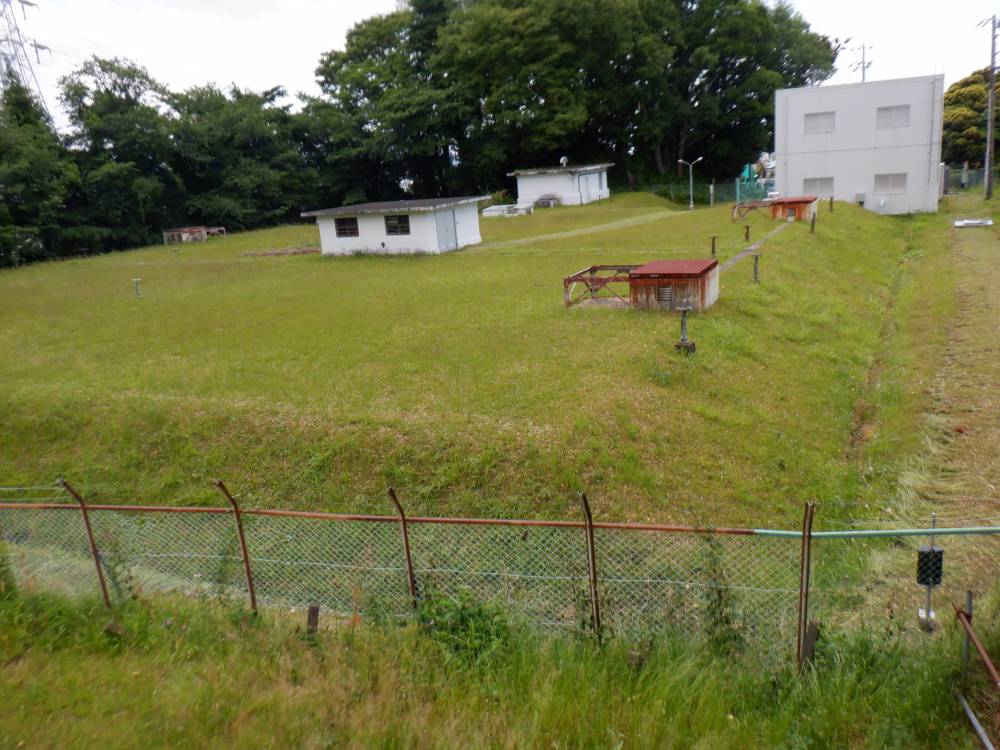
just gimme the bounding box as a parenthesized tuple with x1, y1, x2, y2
(657, 286, 672, 306)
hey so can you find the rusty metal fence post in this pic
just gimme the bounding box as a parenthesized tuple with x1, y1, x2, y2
(579, 492, 602, 639)
(214, 480, 258, 613)
(389, 488, 419, 609)
(59, 479, 111, 608)
(796, 502, 816, 669)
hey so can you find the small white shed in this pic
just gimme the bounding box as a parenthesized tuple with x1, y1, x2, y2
(301, 196, 488, 256)
(508, 163, 613, 207)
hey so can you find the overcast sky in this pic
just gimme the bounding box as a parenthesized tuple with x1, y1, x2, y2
(15, 0, 997, 130)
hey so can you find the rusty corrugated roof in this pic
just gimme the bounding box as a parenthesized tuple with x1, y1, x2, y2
(770, 195, 818, 205)
(629, 259, 718, 278)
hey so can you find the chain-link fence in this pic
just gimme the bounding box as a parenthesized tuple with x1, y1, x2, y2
(0, 483, 997, 665)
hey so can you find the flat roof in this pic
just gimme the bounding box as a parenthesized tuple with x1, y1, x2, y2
(301, 195, 489, 218)
(507, 163, 614, 177)
(777, 73, 943, 95)
(630, 259, 718, 278)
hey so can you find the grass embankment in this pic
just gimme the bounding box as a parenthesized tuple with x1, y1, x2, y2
(0, 193, 948, 526)
(1, 590, 995, 749)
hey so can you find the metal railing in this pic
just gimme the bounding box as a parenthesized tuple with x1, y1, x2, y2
(0, 480, 997, 668)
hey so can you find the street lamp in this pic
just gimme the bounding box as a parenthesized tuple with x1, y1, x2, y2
(678, 156, 703, 210)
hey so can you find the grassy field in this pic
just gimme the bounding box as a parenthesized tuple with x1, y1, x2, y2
(0, 193, 954, 526)
(2, 193, 998, 748)
(0, 589, 995, 749)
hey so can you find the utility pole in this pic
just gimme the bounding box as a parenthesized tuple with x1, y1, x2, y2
(981, 16, 998, 199)
(850, 44, 873, 83)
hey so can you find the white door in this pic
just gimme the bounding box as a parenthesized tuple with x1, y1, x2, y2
(436, 209, 457, 251)
(579, 175, 591, 204)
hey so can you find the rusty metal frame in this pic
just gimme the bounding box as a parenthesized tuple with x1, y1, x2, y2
(954, 602, 1000, 689)
(59, 479, 111, 608)
(0, 501, 761, 535)
(389, 488, 419, 609)
(796, 502, 816, 669)
(563, 264, 638, 308)
(214, 480, 258, 613)
(579, 492, 602, 639)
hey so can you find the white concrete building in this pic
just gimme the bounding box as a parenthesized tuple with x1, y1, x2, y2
(508, 163, 613, 207)
(301, 196, 488, 256)
(774, 75, 944, 215)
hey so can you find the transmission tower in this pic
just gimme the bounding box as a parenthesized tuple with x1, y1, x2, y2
(0, 0, 49, 116)
(849, 43, 873, 83)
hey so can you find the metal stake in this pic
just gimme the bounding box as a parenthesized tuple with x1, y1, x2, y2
(922, 512, 937, 631)
(829, 196, 834, 213)
(389, 488, 419, 609)
(306, 603, 320, 635)
(961, 590, 973, 680)
(744, 225, 751, 242)
(60, 479, 111, 608)
(810, 213, 816, 234)
(579, 492, 602, 639)
(710, 235, 717, 258)
(132, 278, 142, 298)
(796, 502, 816, 670)
(753, 253, 760, 283)
(214, 480, 258, 614)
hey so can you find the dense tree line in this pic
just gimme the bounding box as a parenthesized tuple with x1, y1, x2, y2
(0, 0, 837, 267)
(942, 68, 997, 166)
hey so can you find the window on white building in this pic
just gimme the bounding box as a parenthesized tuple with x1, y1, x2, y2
(876, 105, 910, 129)
(335, 217, 359, 237)
(803, 177, 834, 195)
(384, 215, 411, 236)
(874, 173, 908, 194)
(803, 111, 836, 134)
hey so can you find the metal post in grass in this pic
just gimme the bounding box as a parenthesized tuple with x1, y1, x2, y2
(388, 488, 419, 610)
(710, 235, 717, 259)
(961, 590, 973, 680)
(132, 278, 142, 298)
(810, 213, 816, 234)
(829, 196, 834, 213)
(214, 480, 258, 614)
(578, 492, 602, 640)
(753, 254, 761, 283)
(59, 478, 111, 608)
(796, 502, 816, 670)
(744, 225, 751, 243)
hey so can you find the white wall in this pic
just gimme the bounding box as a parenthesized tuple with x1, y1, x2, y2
(515, 170, 610, 206)
(317, 212, 435, 255)
(315, 206, 482, 256)
(775, 75, 944, 215)
(453, 203, 482, 247)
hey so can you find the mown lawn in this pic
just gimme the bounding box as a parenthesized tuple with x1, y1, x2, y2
(0, 193, 950, 525)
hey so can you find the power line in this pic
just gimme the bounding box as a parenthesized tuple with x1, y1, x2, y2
(0, 0, 49, 117)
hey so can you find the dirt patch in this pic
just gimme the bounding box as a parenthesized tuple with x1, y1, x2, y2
(243, 246, 320, 257)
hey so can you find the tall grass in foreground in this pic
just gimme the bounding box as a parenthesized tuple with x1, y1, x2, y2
(0, 589, 994, 749)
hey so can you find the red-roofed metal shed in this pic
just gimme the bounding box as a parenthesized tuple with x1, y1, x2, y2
(770, 195, 818, 222)
(628, 259, 720, 312)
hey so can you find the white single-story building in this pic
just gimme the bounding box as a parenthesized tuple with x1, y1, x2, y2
(301, 196, 489, 256)
(508, 163, 613, 207)
(774, 75, 944, 215)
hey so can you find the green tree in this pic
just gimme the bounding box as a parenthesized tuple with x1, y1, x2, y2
(0, 77, 78, 266)
(943, 68, 994, 166)
(167, 85, 312, 228)
(59, 57, 178, 250)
